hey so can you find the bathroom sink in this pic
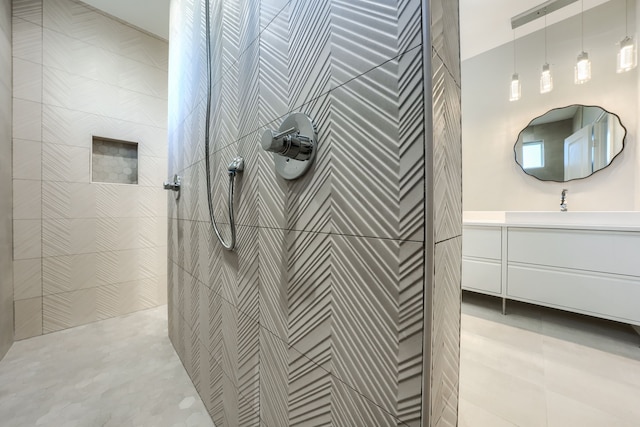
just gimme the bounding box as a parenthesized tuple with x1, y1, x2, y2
(504, 211, 640, 227)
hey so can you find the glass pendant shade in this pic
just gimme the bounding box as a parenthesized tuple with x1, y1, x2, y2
(617, 36, 637, 72)
(574, 51, 591, 84)
(510, 73, 521, 101)
(540, 63, 553, 93)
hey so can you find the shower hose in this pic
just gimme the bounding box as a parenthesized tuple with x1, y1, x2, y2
(204, 0, 241, 251)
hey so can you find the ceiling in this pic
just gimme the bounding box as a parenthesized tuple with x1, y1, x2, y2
(80, 0, 170, 40)
(460, 0, 611, 61)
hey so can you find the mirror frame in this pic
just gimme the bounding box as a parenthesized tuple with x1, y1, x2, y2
(513, 104, 627, 183)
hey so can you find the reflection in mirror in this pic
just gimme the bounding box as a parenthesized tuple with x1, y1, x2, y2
(514, 105, 626, 182)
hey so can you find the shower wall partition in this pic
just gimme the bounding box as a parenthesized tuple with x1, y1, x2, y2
(167, 0, 461, 425)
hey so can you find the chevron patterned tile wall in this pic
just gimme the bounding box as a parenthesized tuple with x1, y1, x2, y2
(168, 0, 461, 425)
(427, 0, 462, 426)
(11, 0, 169, 339)
(0, 0, 12, 361)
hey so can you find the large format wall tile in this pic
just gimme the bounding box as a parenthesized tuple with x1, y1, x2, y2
(42, 181, 95, 219)
(13, 219, 41, 260)
(12, 139, 41, 180)
(42, 277, 166, 333)
(12, 57, 42, 103)
(12, 17, 42, 64)
(283, 230, 424, 420)
(43, 287, 98, 333)
(13, 179, 42, 220)
(13, 258, 42, 301)
(0, 0, 12, 360)
(13, 0, 42, 26)
(14, 297, 42, 340)
(429, 237, 462, 427)
(426, 1, 462, 425)
(430, 0, 461, 86)
(42, 143, 90, 183)
(12, 98, 41, 141)
(432, 53, 462, 243)
(12, 0, 169, 338)
(262, 325, 410, 426)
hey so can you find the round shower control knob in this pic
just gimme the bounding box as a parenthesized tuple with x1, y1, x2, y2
(260, 113, 318, 180)
(261, 128, 313, 161)
(261, 130, 282, 152)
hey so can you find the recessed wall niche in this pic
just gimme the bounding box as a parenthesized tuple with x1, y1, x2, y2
(91, 137, 139, 184)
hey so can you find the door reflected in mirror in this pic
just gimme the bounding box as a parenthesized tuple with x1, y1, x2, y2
(514, 105, 626, 182)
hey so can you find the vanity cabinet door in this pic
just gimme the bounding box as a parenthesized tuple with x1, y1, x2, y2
(507, 264, 640, 325)
(462, 226, 502, 295)
(463, 259, 501, 294)
(506, 227, 640, 326)
(463, 226, 501, 259)
(507, 228, 640, 277)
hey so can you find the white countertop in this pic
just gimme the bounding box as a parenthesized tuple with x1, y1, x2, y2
(463, 211, 640, 231)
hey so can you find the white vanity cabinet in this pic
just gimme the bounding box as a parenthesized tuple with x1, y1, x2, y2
(463, 221, 640, 326)
(462, 226, 503, 295)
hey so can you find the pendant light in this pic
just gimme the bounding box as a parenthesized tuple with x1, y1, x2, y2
(510, 30, 521, 101)
(617, 0, 637, 73)
(575, 0, 591, 84)
(540, 12, 553, 93)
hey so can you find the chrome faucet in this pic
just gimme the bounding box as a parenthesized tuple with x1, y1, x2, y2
(560, 189, 568, 212)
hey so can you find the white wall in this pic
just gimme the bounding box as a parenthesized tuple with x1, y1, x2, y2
(636, 0, 640, 210)
(463, 0, 638, 212)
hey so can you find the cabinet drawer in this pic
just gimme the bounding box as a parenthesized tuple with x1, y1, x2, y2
(462, 258, 501, 294)
(508, 228, 640, 276)
(507, 264, 640, 325)
(463, 226, 502, 259)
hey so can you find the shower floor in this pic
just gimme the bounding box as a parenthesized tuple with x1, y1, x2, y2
(0, 306, 214, 427)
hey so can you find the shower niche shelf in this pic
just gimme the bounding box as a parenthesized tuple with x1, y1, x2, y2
(91, 136, 139, 185)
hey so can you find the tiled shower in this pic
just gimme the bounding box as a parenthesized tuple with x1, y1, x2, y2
(10, 0, 169, 340)
(167, 0, 461, 425)
(0, 0, 461, 424)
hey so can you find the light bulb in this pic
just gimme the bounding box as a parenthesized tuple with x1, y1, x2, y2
(540, 63, 553, 94)
(574, 51, 591, 84)
(617, 36, 637, 73)
(510, 73, 521, 101)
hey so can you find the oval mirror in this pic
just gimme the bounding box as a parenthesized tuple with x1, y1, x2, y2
(514, 105, 626, 182)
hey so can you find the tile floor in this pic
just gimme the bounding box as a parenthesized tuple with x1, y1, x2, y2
(3, 294, 639, 427)
(459, 291, 640, 427)
(0, 306, 214, 427)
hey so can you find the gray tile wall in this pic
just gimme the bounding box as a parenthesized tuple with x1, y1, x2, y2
(426, 1, 462, 425)
(0, 0, 13, 361)
(12, 0, 169, 339)
(167, 0, 461, 425)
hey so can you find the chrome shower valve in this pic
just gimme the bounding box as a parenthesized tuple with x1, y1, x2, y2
(260, 113, 318, 180)
(261, 127, 313, 161)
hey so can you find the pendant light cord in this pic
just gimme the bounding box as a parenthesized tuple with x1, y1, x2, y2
(581, 0, 585, 51)
(513, 29, 517, 72)
(544, 13, 548, 62)
(625, 0, 629, 37)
